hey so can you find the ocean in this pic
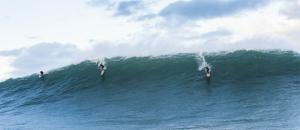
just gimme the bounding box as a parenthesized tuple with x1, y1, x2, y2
(1, 50, 300, 129)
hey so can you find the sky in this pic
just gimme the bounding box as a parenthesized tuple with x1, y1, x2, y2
(0, 0, 300, 80)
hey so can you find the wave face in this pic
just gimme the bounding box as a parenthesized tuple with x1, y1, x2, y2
(1, 50, 300, 129)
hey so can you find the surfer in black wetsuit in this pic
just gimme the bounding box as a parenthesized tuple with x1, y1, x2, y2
(205, 67, 210, 73)
(99, 64, 105, 71)
(39, 71, 44, 79)
(204, 67, 211, 79)
(98, 63, 105, 78)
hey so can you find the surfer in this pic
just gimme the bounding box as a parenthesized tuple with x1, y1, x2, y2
(39, 71, 44, 79)
(204, 67, 211, 79)
(98, 63, 105, 77)
(98, 63, 104, 71)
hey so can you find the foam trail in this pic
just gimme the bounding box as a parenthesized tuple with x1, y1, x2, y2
(196, 52, 211, 72)
(94, 57, 107, 71)
(91, 57, 105, 65)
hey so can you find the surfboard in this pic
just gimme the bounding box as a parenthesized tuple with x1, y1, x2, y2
(206, 73, 211, 78)
(205, 73, 211, 81)
(100, 69, 105, 76)
(39, 74, 43, 78)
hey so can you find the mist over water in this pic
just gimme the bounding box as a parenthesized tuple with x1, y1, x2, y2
(0, 50, 300, 129)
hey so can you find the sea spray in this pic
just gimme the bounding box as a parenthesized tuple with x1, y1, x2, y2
(196, 52, 211, 72)
(93, 57, 107, 69)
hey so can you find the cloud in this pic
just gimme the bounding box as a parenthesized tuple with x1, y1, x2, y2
(201, 29, 232, 38)
(85, 0, 160, 20)
(5, 43, 84, 77)
(86, 0, 110, 7)
(87, 0, 143, 16)
(0, 49, 23, 57)
(159, 0, 268, 19)
(26, 36, 40, 40)
(280, 0, 300, 19)
(0, 56, 15, 80)
(116, 1, 142, 16)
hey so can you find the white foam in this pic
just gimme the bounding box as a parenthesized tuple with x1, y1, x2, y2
(94, 57, 107, 70)
(196, 52, 211, 72)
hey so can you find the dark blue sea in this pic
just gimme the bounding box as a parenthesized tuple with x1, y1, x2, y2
(1, 50, 300, 129)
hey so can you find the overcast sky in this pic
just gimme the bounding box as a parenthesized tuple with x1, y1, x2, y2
(0, 0, 300, 80)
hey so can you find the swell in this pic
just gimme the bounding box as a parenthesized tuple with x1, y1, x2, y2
(207, 50, 300, 81)
(0, 50, 299, 113)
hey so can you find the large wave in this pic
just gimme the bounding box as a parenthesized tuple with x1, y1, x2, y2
(1, 50, 300, 129)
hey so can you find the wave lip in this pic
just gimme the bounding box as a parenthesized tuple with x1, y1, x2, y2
(206, 50, 300, 81)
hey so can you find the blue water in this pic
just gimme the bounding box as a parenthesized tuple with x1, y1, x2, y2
(1, 50, 300, 129)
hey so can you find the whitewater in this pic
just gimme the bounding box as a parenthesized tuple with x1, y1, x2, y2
(1, 50, 300, 129)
